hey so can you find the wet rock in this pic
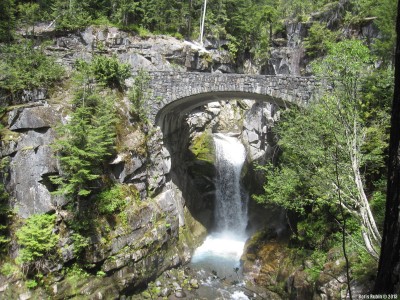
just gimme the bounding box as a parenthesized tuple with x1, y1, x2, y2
(160, 287, 171, 297)
(189, 278, 199, 289)
(19, 291, 32, 300)
(0, 284, 8, 292)
(174, 290, 186, 298)
(172, 281, 181, 290)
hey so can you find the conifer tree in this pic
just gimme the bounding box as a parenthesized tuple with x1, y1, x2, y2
(51, 91, 116, 202)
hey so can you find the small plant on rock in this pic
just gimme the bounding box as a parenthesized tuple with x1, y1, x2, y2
(16, 213, 59, 272)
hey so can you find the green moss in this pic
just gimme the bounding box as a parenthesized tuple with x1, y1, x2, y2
(189, 131, 214, 163)
(177, 208, 207, 253)
(0, 128, 20, 144)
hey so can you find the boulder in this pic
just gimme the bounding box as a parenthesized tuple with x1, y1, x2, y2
(8, 106, 60, 130)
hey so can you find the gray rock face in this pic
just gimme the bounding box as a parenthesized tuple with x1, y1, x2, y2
(8, 145, 63, 218)
(242, 101, 279, 163)
(2, 104, 65, 218)
(8, 106, 59, 130)
(263, 21, 307, 76)
(45, 27, 236, 74)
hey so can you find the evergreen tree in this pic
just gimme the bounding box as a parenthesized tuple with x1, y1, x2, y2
(51, 89, 116, 202)
(51, 0, 91, 30)
(17, 2, 40, 36)
(0, 0, 16, 43)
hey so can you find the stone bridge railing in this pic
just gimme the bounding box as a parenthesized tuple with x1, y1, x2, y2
(139, 71, 319, 124)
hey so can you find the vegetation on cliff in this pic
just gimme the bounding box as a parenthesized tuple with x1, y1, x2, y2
(254, 11, 395, 298)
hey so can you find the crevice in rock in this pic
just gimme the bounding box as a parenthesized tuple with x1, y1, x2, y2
(11, 126, 51, 134)
(39, 172, 58, 193)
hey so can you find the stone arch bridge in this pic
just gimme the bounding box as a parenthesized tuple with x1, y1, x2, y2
(141, 71, 319, 126)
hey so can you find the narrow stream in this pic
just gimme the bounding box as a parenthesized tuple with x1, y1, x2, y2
(189, 133, 251, 299)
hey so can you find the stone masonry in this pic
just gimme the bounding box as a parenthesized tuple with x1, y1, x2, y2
(140, 71, 319, 124)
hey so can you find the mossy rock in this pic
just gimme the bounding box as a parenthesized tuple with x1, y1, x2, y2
(189, 131, 214, 164)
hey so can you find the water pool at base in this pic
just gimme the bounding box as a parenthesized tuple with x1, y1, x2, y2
(189, 232, 250, 299)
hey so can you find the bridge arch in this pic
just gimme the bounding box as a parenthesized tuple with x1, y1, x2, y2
(144, 72, 319, 231)
(156, 90, 287, 128)
(143, 71, 319, 127)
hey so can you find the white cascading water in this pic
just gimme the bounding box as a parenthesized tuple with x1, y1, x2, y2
(191, 133, 249, 280)
(214, 133, 248, 234)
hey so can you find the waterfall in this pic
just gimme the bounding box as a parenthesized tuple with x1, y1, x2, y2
(214, 133, 248, 235)
(191, 133, 249, 280)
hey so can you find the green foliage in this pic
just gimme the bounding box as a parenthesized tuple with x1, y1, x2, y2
(0, 0, 394, 67)
(51, 0, 92, 30)
(304, 250, 327, 281)
(51, 93, 117, 199)
(304, 23, 338, 57)
(71, 233, 89, 256)
(296, 210, 340, 250)
(254, 162, 310, 214)
(110, 0, 142, 27)
(0, 262, 19, 277)
(74, 55, 131, 90)
(369, 188, 386, 231)
(255, 39, 388, 255)
(370, 0, 397, 65)
(0, 42, 64, 96)
(311, 39, 373, 95)
(97, 184, 128, 214)
(345, 0, 397, 65)
(16, 214, 58, 264)
(128, 69, 151, 121)
(277, 0, 332, 20)
(90, 55, 131, 90)
(0, 0, 16, 42)
(25, 279, 38, 289)
(51, 62, 117, 202)
(17, 2, 40, 35)
(189, 131, 214, 163)
(351, 244, 378, 281)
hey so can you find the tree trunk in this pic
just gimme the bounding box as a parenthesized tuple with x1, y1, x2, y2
(374, 0, 400, 293)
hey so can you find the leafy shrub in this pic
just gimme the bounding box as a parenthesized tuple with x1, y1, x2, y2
(128, 68, 151, 121)
(16, 214, 58, 264)
(52, 1, 91, 30)
(304, 250, 327, 281)
(351, 244, 378, 281)
(0, 42, 64, 96)
(0, 262, 18, 277)
(25, 279, 38, 289)
(91, 55, 131, 89)
(97, 184, 130, 214)
(303, 23, 338, 58)
(71, 233, 89, 256)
